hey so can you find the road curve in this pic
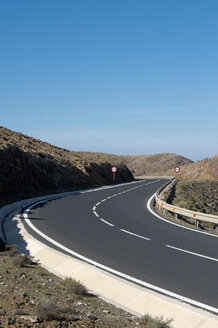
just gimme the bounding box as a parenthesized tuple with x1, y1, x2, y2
(23, 179, 218, 312)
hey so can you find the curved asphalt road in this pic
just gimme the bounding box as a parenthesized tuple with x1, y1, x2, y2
(23, 179, 218, 312)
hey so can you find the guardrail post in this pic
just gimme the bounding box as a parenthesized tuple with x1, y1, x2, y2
(195, 220, 199, 229)
(174, 213, 177, 221)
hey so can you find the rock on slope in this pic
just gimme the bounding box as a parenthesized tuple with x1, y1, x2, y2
(0, 126, 133, 207)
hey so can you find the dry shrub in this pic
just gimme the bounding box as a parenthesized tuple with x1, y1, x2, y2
(140, 314, 173, 328)
(5, 244, 19, 256)
(12, 254, 35, 267)
(36, 299, 61, 322)
(62, 277, 88, 295)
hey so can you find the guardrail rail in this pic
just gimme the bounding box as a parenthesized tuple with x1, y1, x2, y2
(155, 182, 218, 229)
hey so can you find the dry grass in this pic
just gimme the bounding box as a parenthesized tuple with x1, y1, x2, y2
(140, 314, 173, 328)
(62, 277, 88, 296)
(36, 299, 62, 322)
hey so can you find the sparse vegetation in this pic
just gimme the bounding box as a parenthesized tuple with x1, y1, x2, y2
(36, 299, 62, 322)
(1, 244, 157, 327)
(62, 277, 88, 296)
(11, 253, 35, 267)
(140, 314, 173, 328)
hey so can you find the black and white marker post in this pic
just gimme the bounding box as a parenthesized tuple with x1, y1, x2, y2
(111, 166, 117, 183)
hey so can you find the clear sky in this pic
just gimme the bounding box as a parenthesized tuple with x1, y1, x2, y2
(1, 0, 217, 161)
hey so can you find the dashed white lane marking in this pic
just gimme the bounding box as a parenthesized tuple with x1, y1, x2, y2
(166, 245, 218, 262)
(100, 219, 114, 227)
(120, 229, 151, 241)
(93, 211, 99, 217)
(92, 179, 160, 235)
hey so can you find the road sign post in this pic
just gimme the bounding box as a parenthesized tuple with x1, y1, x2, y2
(174, 166, 181, 184)
(111, 166, 117, 183)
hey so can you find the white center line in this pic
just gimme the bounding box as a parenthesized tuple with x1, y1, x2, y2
(120, 229, 151, 241)
(166, 245, 218, 262)
(92, 206, 96, 211)
(100, 219, 114, 227)
(93, 211, 99, 217)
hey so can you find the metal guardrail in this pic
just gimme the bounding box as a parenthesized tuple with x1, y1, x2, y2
(155, 184, 218, 228)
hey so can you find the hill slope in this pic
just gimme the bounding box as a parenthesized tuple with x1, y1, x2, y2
(122, 153, 193, 176)
(166, 155, 218, 181)
(0, 126, 133, 207)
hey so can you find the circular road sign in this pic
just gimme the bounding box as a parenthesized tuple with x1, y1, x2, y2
(111, 166, 117, 173)
(174, 166, 180, 173)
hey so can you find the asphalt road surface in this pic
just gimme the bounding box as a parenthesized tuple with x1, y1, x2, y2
(23, 179, 218, 312)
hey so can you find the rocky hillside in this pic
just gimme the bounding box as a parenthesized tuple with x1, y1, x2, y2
(0, 127, 133, 207)
(166, 155, 218, 181)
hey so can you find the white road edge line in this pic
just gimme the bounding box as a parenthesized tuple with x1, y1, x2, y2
(166, 244, 218, 262)
(120, 229, 151, 241)
(100, 219, 114, 227)
(23, 200, 218, 315)
(147, 193, 218, 238)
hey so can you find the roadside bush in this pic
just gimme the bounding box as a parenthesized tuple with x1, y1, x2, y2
(36, 299, 61, 321)
(12, 254, 35, 267)
(4, 244, 18, 256)
(140, 314, 173, 328)
(62, 277, 88, 296)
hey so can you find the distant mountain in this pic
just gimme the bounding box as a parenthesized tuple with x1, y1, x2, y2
(166, 155, 218, 181)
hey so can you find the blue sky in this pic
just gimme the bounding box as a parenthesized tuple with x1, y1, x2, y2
(0, 0, 217, 161)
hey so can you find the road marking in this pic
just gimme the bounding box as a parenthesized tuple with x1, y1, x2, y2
(93, 211, 99, 217)
(100, 219, 114, 227)
(92, 179, 161, 231)
(120, 229, 151, 241)
(147, 193, 218, 238)
(166, 245, 218, 262)
(23, 201, 218, 315)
